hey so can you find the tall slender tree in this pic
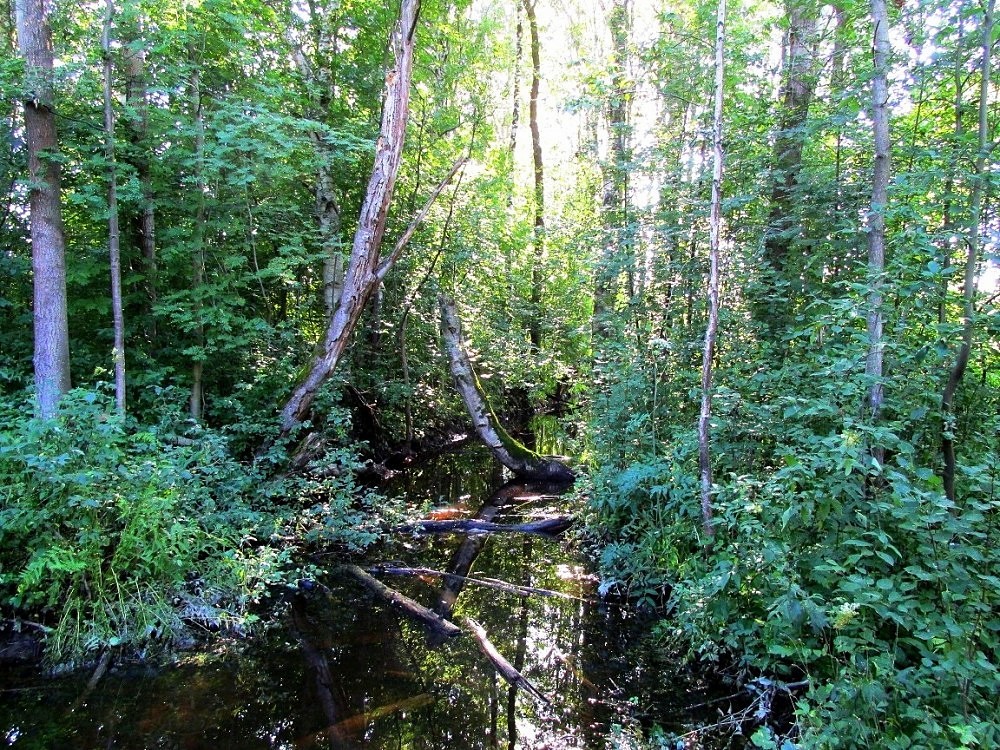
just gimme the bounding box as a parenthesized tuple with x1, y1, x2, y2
(593, 0, 631, 341)
(103, 0, 126, 414)
(523, 0, 544, 351)
(757, 0, 818, 340)
(188, 38, 207, 420)
(941, 0, 995, 501)
(123, 16, 157, 336)
(16, 0, 70, 419)
(698, 0, 727, 539)
(865, 0, 891, 447)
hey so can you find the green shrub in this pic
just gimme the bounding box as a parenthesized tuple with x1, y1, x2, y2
(0, 389, 284, 665)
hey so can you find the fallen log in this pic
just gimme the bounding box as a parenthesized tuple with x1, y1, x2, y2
(462, 616, 550, 706)
(440, 295, 575, 484)
(339, 564, 461, 639)
(400, 516, 573, 537)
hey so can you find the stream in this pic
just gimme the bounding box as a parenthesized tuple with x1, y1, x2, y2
(1, 444, 738, 749)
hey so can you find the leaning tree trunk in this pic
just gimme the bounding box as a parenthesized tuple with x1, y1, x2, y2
(275, 0, 465, 440)
(440, 295, 574, 483)
(16, 0, 71, 419)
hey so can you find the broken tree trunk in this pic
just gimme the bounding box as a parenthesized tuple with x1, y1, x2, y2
(272, 0, 464, 442)
(463, 616, 550, 706)
(339, 564, 461, 639)
(439, 295, 574, 483)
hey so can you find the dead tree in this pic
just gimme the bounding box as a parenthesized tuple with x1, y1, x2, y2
(273, 0, 462, 442)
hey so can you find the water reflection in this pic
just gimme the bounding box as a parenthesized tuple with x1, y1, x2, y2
(0, 446, 735, 749)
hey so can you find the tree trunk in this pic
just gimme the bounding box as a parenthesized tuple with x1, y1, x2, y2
(440, 295, 574, 483)
(523, 0, 544, 351)
(103, 0, 125, 415)
(123, 22, 157, 337)
(188, 47, 207, 421)
(16, 0, 70, 419)
(276, 0, 421, 437)
(756, 0, 818, 339)
(593, 0, 630, 342)
(941, 0, 994, 502)
(865, 0, 891, 447)
(698, 0, 726, 540)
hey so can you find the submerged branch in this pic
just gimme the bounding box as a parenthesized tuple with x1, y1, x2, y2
(367, 565, 588, 602)
(462, 616, 550, 706)
(338, 564, 462, 639)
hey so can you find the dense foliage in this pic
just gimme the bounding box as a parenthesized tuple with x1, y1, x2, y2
(2, 0, 998, 745)
(582, 0, 1000, 746)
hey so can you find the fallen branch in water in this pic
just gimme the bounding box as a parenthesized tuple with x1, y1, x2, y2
(367, 566, 588, 602)
(338, 564, 461, 639)
(462, 616, 550, 706)
(399, 516, 573, 537)
(68, 648, 112, 713)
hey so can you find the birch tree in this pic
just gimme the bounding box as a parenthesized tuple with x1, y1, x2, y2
(103, 0, 126, 414)
(698, 0, 727, 539)
(864, 0, 890, 454)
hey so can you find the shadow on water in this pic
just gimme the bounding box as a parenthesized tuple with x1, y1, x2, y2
(1, 445, 744, 749)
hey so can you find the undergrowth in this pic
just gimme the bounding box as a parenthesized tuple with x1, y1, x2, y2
(588, 310, 1000, 748)
(0, 387, 389, 667)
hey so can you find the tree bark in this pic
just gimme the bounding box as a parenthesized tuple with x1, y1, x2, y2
(698, 0, 726, 540)
(103, 0, 125, 415)
(16, 0, 71, 419)
(941, 0, 994, 502)
(865, 0, 891, 447)
(123, 21, 157, 336)
(756, 0, 818, 339)
(523, 0, 544, 351)
(440, 295, 574, 483)
(276, 0, 423, 437)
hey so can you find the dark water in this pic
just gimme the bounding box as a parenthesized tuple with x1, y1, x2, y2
(1, 445, 735, 749)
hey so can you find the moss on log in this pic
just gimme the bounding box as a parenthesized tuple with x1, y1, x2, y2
(439, 295, 574, 484)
